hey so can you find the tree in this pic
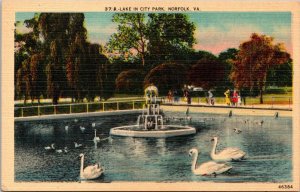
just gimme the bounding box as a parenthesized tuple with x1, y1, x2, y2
(230, 33, 290, 103)
(115, 69, 145, 94)
(147, 13, 196, 63)
(144, 62, 187, 95)
(266, 59, 292, 87)
(187, 57, 225, 90)
(107, 13, 196, 67)
(107, 13, 148, 66)
(218, 48, 238, 88)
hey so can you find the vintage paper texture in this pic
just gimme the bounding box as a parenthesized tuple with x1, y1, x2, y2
(2, 0, 300, 191)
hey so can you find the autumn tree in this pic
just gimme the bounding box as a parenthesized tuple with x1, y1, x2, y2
(144, 62, 187, 95)
(230, 33, 290, 103)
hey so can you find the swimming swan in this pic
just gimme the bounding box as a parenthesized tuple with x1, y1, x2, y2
(79, 153, 104, 180)
(189, 148, 232, 176)
(74, 142, 83, 148)
(44, 143, 55, 151)
(210, 137, 246, 161)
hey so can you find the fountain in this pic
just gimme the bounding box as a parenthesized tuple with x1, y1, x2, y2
(110, 86, 196, 138)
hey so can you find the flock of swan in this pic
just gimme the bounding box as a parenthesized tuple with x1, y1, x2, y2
(44, 120, 105, 180)
(189, 136, 246, 176)
(43, 110, 272, 180)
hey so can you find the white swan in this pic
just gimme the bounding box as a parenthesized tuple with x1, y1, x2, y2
(74, 118, 78, 123)
(45, 143, 55, 151)
(56, 147, 68, 153)
(189, 148, 232, 176)
(93, 129, 100, 143)
(211, 137, 246, 161)
(79, 153, 104, 180)
(74, 142, 83, 148)
(92, 122, 96, 128)
(80, 126, 85, 133)
(65, 126, 69, 133)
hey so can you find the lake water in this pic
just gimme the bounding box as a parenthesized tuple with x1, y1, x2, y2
(15, 111, 292, 182)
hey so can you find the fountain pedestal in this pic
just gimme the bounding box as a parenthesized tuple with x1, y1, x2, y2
(110, 95, 196, 138)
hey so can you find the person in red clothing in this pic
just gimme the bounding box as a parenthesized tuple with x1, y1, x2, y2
(232, 90, 239, 106)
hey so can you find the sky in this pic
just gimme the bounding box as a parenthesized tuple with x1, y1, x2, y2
(16, 12, 291, 55)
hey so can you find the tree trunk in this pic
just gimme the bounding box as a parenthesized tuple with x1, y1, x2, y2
(259, 89, 263, 104)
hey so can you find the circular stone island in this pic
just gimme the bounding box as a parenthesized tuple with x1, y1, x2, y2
(110, 125, 196, 138)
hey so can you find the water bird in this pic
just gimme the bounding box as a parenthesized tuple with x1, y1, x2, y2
(65, 126, 69, 133)
(189, 148, 232, 176)
(233, 128, 242, 134)
(254, 120, 264, 126)
(243, 119, 250, 124)
(55, 147, 68, 153)
(210, 137, 246, 161)
(274, 112, 279, 119)
(74, 142, 83, 148)
(92, 122, 96, 128)
(79, 153, 104, 180)
(80, 126, 86, 133)
(44, 143, 55, 151)
(93, 129, 100, 143)
(74, 119, 78, 123)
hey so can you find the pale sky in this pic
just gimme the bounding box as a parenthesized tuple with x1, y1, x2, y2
(16, 12, 291, 56)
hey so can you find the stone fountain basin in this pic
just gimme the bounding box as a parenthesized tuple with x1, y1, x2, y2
(110, 125, 196, 138)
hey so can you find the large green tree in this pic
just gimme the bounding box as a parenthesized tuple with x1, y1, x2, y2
(107, 13, 196, 67)
(230, 33, 290, 103)
(147, 13, 196, 63)
(107, 13, 148, 66)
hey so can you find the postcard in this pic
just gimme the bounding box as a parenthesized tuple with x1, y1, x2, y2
(1, 0, 300, 191)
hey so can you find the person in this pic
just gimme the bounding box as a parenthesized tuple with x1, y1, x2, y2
(232, 90, 239, 107)
(208, 90, 214, 105)
(237, 91, 242, 106)
(224, 88, 231, 106)
(167, 90, 173, 103)
(184, 89, 191, 104)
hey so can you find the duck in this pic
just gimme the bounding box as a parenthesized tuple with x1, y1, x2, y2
(80, 126, 86, 133)
(74, 142, 83, 149)
(189, 148, 232, 176)
(92, 122, 96, 128)
(79, 153, 104, 180)
(74, 119, 78, 123)
(44, 143, 55, 151)
(210, 137, 246, 161)
(233, 128, 242, 134)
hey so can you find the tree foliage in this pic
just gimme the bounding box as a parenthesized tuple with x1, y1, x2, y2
(107, 13, 148, 65)
(230, 33, 290, 103)
(115, 69, 145, 94)
(187, 57, 225, 89)
(107, 13, 196, 67)
(144, 62, 187, 94)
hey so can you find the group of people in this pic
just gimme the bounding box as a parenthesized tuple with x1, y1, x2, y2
(224, 88, 241, 106)
(166, 88, 242, 106)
